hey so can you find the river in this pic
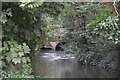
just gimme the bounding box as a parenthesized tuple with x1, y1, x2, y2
(33, 50, 119, 78)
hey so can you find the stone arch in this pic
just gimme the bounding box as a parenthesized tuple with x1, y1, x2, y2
(49, 42, 66, 51)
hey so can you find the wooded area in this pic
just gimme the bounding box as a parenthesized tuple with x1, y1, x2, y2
(0, 1, 120, 79)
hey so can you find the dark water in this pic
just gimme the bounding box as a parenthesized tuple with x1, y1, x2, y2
(33, 50, 118, 78)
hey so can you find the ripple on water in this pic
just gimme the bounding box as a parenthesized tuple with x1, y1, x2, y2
(41, 52, 75, 61)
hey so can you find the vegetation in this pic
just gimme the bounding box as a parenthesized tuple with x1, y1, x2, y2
(1, 2, 63, 79)
(0, 1, 120, 79)
(61, 3, 120, 70)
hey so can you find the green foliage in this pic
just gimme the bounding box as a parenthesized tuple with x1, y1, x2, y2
(0, 40, 32, 79)
(19, 2, 43, 9)
(1, 2, 64, 78)
(86, 8, 112, 27)
(0, 70, 34, 79)
(2, 2, 64, 50)
(1, 2, 119, 78)
(86, 8, 120, 44)
(1, 40, 30, 65)
(61, 3, 120, 70)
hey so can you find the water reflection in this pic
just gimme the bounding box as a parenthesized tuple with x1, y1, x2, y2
(33, 50, 118, 78)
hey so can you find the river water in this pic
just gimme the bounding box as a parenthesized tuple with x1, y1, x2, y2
(33, 50, 118, 78)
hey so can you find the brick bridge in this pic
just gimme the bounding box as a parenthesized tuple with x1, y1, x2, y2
(48, 28, 66, 50)
(49, 41, 65, 51)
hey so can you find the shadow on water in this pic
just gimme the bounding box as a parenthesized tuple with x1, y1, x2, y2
(32, 50, 119, 78)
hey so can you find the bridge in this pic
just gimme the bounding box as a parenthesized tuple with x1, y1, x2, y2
(42, 41, 65, 51)
(42, 28, 66, 51)
(49, 42, 65, 51)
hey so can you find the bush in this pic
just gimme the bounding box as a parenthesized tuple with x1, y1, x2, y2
(0, 40, 33, 79)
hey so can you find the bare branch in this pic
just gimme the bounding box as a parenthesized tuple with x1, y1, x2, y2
(113, 0, 120, 17)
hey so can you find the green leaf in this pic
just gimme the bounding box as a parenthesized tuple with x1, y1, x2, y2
(18, 52, 24, 57)
(21, 57, 27, 63)
(12, 52, 18, 57)
(6, 53, 14, 62)
(23, 43, 30, 53)
(12, 58, 21, 64)
(86, 8, 112, 28)
(17, 45, 23, 50)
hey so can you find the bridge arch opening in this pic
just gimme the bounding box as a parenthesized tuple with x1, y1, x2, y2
(55, 42, 66, 51)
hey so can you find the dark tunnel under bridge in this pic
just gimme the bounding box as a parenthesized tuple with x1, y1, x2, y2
(49, 42, 66, 51)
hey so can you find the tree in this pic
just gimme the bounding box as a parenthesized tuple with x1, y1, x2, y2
(1, 2, 64, 78)
(61, 2, 120, 70)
